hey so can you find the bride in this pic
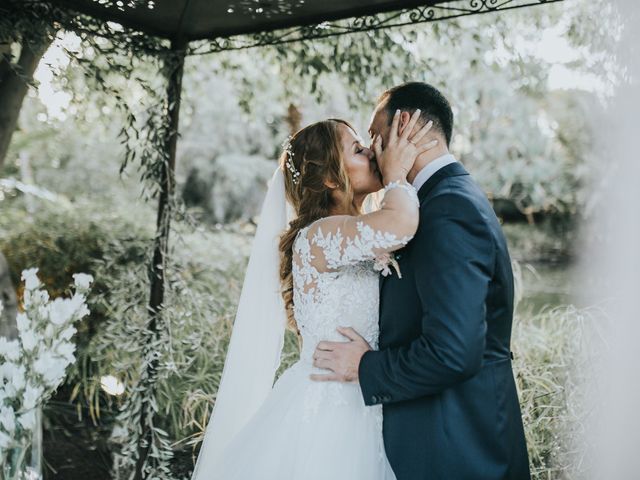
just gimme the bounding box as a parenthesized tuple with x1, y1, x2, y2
(192, 110, 435, 479)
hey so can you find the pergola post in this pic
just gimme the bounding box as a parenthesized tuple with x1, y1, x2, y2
(135, 37, 187, 480)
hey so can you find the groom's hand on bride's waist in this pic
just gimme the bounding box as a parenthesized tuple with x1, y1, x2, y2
(310, 327, 372, 383)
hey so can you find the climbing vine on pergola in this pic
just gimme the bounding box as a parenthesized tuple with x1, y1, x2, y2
(0, 0, 563, 478)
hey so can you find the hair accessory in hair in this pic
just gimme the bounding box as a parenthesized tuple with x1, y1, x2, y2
(282, 136, 301, 184)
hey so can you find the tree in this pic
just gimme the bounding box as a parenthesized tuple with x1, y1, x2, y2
(177, 1, 615, 220)
(0, 6, 56, 169)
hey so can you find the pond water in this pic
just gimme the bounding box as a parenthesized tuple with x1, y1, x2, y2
(516, 262, 577, 315)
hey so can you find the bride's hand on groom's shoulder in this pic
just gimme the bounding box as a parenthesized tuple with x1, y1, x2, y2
(373, 108, 438, 185)
(310, 327, 373, 384)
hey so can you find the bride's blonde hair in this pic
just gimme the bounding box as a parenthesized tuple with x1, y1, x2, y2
(278, 119, 360, 333)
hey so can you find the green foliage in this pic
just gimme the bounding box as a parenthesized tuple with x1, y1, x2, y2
(3, 2, 617, 224)
(177, 2, 616, 219)
(181, 153, 276, 224)
(502, 221, 576, 263)
(1, 196, 595, 479)
(0, 204, 108, 297)
(0, 198, 152, 419)
(91, 217, 259, 478)
(0, 197, 254, 476)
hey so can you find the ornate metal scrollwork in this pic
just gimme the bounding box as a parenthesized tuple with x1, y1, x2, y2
(190, 0, 563, 55)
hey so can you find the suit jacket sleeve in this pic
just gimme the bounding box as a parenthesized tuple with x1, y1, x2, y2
(359, 192, 496, 405)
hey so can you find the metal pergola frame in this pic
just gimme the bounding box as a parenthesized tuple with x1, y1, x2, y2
(48, 0, 564, 48)
(6, 1, 563, 478)
(191, 0, 564, 54)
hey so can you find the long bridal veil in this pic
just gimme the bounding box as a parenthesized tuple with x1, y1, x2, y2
(191, 167, 292, 479)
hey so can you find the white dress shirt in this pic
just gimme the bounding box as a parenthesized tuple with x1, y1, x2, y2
(411, 153, 458, 192)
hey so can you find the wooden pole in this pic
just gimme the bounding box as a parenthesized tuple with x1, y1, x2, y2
(134, 38, 187, 480)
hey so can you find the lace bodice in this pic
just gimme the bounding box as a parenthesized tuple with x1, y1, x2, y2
(291, 182, 419, 362)
(286, 181, 418, 453)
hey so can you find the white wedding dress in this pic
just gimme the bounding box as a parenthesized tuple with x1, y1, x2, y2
(199, 180, 419, 480)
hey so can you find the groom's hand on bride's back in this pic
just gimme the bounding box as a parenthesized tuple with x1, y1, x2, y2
(310, 327, 372, 383)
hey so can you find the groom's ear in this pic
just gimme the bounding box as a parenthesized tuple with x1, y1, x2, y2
(397, 111, 412, 136)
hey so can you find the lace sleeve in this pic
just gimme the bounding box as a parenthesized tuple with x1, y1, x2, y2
(303, 181, 419, 273)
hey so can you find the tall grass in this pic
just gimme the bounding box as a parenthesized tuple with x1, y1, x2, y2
(511, 261, 598, 479)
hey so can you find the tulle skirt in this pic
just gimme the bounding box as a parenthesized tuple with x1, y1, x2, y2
(208, 360, 396, 480)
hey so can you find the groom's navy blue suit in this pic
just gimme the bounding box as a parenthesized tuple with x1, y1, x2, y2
(359, 161, 530, 480)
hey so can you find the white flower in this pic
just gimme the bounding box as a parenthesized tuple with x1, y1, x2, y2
(31, 289, 50, 305)
(77, 303, 89, 319)
(55, 342, 75, 362)
(22, 385, 44, 411)
(48, 294, 89, 326)
(11, 365, 26, 392)
(16, 312, 30, 333)
(21, 268, 41, 290)
(0, 361, 19, 382)
(34, 351, 59, 384)
(18, 409, 36, 431)
(50, 359, 69, 385)
(34, 353, 67, 387)
(60, 326, 76, 340)
(0, 338, 20, 362)
(72, 273, 93, 290)
(48, 297, 75, 326)
(373, 252, 402, 278)
(69, 293, 89, 319)
(3, 383, 17, 399)
(0, 267, 86, 453)
(0, 406, 16, 433)
(0, 430, 12, 450)
(21, 329, 38, 352)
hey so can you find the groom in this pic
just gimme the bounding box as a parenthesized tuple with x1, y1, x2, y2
(312, 82, 530, 479)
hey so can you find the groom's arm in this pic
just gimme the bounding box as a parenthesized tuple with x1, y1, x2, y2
(359, 192, 495, 406)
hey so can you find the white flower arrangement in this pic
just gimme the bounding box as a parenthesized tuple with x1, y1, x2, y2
(373, 252, 402, 278)
(0, 268, 93, 478)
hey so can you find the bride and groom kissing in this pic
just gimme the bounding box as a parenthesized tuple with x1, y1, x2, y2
(191, 82, 530, 480)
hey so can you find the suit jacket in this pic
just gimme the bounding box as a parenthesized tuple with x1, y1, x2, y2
(359, 162, 530, 480)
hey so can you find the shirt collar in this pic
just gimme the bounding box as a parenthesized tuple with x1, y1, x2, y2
(411, 153, 458, 192)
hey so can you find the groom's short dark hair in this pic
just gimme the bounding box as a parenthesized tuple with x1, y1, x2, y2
(378, 82, 454, 147)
